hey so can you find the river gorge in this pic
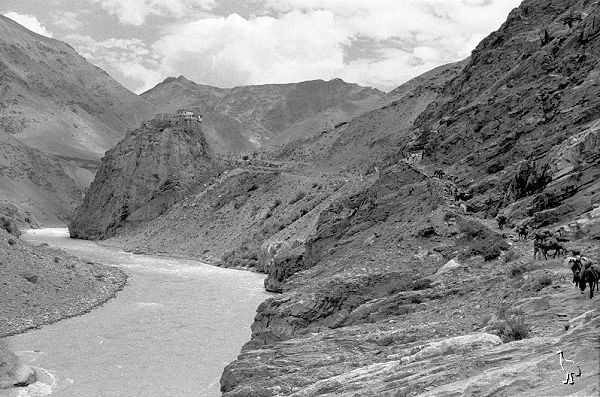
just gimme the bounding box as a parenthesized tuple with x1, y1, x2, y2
(3, 229, 268, 397)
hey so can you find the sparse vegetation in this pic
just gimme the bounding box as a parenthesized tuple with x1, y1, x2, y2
(411, 278, 432, 291)
(220, 244, 262, 269)
(503, 249, 520, 263)
(457, 219, 509, 261)
(509, 263, 527, 278)
(535, 273, 552, 291)
(491, 304, 531, 342)
(289, 191, 306, 205)
(0, 216, 20, 236)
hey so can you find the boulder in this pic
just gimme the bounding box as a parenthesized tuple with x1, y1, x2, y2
(0, 350, 37, 389)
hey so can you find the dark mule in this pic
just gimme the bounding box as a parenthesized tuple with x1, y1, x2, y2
(545, 238, 566, 258)
(516, 224, 530, 240)
(566, 257, 581, 286)
(534, 239, 547, 260)
(496, 214, 507, 230)
(578, 266, 599, 299)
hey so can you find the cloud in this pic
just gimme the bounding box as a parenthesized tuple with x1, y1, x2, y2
(65, 34, 161, 93)
(52, 11, 84, 31)
(90, 0, 216, 25)
(153, 11, 348, 88)
(147, 0, 520, 91)
(66, 0, 523, 92)
(4, 12, 53, 37)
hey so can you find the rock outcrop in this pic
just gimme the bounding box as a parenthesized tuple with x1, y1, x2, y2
(410, 0, 600, 224)
(69, 120, 217, 239)
(0, 342, 36, 390)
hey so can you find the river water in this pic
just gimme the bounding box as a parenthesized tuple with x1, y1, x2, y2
(3, 229, 268, 397)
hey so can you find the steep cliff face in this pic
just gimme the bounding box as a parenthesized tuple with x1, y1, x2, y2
(141, 76, 385, 152)
(69, 121, 217, 239)
(410, 0, 600, 224)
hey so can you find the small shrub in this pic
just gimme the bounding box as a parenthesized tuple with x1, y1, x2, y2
(509, 263, 527, 278)
(289, 191, 306, 205)
(443, 212, 455, 221)
(457, 219, 509, 261)
(54, 257, 60, 264)
(220, 244, 262, 269)
(492, 305, 531, 342)
(535, 274, 552, 290)
(503, 249, 520, 263)
(479, 313, 492, 328)
(273, 199, 282, 207)
(411, 278, 432, 291)
(7, 238, 16, 246)
(0, 216, 20, 236)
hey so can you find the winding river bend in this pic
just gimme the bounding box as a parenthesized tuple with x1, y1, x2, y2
(5, 229, 268, 397)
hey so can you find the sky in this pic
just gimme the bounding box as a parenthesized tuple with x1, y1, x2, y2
(2, 0, 523, 94)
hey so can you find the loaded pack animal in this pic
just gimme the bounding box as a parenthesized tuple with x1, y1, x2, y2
(545, 237, 566, 258)
(565, 256, 584, 286)
(516, 224, 530, 240)
(496, 214, 507, 230)
(566, 253, 599, 298)
(532, 230, 566, 260)
(579, 266, 599, 299)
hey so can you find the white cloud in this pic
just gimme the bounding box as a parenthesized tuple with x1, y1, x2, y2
(52, 11, 84, 31)
(153, 10, 348, 88)
(91, 0, 216, 26)
(146, 1, 520, 90)
(65, 0, 523, 92)
(65, 34, 161, 93)
(4, 12, 53, 37)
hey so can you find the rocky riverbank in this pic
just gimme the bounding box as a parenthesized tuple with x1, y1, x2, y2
(0, 227, 127, 338)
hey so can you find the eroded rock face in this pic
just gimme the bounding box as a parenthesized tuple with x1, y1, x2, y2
(413, 0, 600, 223)
(69, 120, 217, 239)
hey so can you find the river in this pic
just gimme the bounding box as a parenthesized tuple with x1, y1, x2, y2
(3, 229, 268, 397)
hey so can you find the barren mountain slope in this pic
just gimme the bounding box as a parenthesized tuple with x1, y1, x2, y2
(0, 14, 156, 161)
(268, 60, 467, 171)
(141, 76, 385, 152)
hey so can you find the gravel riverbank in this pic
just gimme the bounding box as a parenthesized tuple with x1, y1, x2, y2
(0, 229, 128, 338)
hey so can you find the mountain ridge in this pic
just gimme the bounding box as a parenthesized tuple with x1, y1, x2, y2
(141, 75, 387, 153)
